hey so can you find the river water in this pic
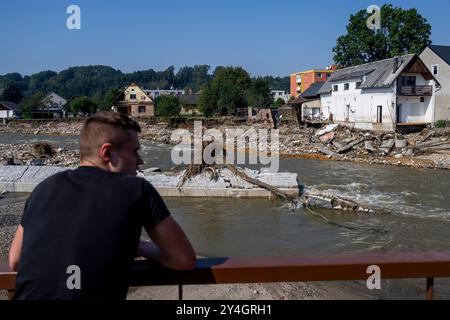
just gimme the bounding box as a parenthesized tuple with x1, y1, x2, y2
(1, 133, 450, 299)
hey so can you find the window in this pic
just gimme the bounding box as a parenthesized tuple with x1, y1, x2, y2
(399, 76, 416, 87)
(326, 73, 331, 78)
(344, 83, 349, 91)
(138, 106, 146, 113)
(356, 82, 362, 89)
(130, 94, 137, 100)
(333, 85, 338, 92)
(377, 105, 382, 123)
(317, 73, 322, 78)
(420, 97, 425, 103)
(432, 65, 439, 75)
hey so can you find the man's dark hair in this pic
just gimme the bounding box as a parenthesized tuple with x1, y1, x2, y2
(80, 112, 141, 160)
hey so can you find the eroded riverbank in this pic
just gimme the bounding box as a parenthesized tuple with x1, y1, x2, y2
(1, 120, 449, 170)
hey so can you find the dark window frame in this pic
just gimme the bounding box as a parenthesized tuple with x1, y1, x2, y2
(377, 105, 382, 123)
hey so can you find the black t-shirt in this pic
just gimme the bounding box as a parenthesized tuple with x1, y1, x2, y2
(14, 166, 170, 300)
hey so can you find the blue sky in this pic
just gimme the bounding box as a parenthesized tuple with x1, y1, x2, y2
(1, 0, 449, 77)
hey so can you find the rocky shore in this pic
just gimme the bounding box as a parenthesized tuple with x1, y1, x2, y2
(1, 119, 449, 170)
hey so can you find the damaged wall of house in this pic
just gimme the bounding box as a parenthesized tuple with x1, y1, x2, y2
(396, 73, 436, 124)
(321, 82, 397, 131)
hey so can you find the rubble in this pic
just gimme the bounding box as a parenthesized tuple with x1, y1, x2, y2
(279, 123, 450, 169)
(315, 124, 338, 137)
(1, 119, 449, 170)
(337, 138, 366, 154)
(0, 143, 79, 167)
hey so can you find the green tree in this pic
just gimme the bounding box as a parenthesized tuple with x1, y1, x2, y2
(155, 95, 181, 119)
(333, 4, 431, 67)
(175, 65, 212, 92)
(19, 92, 45, 118)
(199, 66, 251, 116)
(70, 97, 98, 115)
(246, 78, 273, 109)
(2, 81, 24, 104)
(259, 76, 290, 92)
(100, 87, 122, 111)
(274, 97, 286, 107)
(198, 85, 216, 117)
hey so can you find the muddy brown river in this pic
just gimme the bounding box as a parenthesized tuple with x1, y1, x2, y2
(1, 133, 449, 299)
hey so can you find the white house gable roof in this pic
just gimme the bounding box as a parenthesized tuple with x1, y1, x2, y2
(319, 54, 417, 94)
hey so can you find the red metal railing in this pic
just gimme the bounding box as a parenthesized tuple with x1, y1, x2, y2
(2, 252, 450, 300)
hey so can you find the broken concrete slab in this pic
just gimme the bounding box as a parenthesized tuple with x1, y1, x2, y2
(319, 131, 335, 143)
(315, 124, 338, 137)
(380, 139, 395, 149)
(379, 139, 395, 154)
(364, 141, 377, 153)
(140, 167, 162, 175)
(0, 165, 300, 198)
(337, 138, 366, 154)
(395, 139, 407, 149)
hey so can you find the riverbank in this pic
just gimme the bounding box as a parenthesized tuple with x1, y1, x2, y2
(1, 119, 449, 169)
(0, 200, 369, 300)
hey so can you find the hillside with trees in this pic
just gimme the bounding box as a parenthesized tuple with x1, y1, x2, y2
(0, 65, 289, 104)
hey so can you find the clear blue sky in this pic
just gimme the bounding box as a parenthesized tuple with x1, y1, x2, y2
(1, 0, 449, 77)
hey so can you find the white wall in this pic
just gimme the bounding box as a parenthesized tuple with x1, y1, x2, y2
(271, 90, 290, 103)
(420, 47, 450, 120)
(397, 73, 435, 123)
(321, 78, 395, 130)
(0, 110, 12, 119)
(321, 72, 436, 130)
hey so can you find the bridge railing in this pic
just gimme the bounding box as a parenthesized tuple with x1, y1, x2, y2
(2, 252, 450, 300)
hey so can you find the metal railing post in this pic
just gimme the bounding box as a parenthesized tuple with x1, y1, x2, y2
(178, 284, 183, 301)
(426, 277, 434, 300)
(7, 289, 15, 300)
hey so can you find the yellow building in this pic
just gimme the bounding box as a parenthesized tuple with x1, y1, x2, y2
(112, 83, 155, 117)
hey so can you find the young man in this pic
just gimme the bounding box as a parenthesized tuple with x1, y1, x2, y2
(8, 112, 196, 300)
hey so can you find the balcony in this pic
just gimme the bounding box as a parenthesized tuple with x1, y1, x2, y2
(398, 85, 433, 96)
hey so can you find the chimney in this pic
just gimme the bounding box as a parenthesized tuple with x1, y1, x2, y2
(393, 57, 399, 74)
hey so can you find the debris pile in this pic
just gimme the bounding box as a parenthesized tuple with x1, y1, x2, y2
(0, 143, 79, 166)
(279, 124, 450, 169)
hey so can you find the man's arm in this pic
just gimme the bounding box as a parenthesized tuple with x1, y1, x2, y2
(139, 216, 196, 270)
(9, 225, 24, 272)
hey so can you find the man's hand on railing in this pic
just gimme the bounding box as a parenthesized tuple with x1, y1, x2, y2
(136, 239, 196, 270)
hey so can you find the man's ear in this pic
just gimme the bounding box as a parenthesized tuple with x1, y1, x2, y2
(99, 143, 113, 163)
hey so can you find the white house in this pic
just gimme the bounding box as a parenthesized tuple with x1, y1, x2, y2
(319, 54, 440, 131)
(271, 90, 291, 103)
(42, 92, 67, 109)
(420, 45, 450, 121)
(38, 92, 68, 118)
(0, 101, 20, 119)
